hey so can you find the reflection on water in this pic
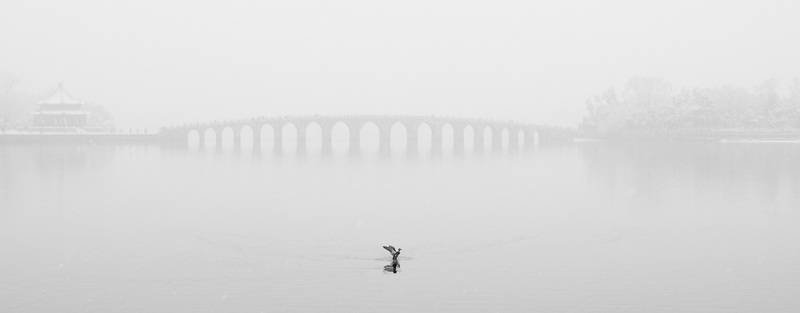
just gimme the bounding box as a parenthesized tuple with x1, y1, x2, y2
(1, 141, 798, 312)
(383, 260, 400, 274)
(581, 141, 800, 214)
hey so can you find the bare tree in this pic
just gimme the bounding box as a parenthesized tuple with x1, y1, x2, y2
(623, 76, 674, 109)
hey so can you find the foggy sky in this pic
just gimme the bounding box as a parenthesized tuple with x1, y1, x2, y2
(2, 0, 799, 130)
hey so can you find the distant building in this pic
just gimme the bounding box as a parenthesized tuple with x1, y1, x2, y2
(30, 83, 91, 131)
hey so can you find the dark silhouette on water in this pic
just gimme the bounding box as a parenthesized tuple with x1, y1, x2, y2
(382, 245, 402, 274)
(383, 245, 401, 260)
(383, 259, 400, 273)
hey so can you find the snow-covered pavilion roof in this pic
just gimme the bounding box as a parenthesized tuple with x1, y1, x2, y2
(36, 83, 84, 106)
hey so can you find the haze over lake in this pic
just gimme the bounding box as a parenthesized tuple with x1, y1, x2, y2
(2, 141, 798, 312)
(3, 1, 800, 311)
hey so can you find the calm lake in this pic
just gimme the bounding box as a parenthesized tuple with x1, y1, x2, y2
(1, 140, 799, 312)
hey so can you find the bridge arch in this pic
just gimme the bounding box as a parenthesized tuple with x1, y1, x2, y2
(331, 121, 349, 156)
(442, 123, 454, 153)
(416, 122, 432, 154)
(359, 121, 380, 155)
(305, 122, 322, 154)
(221, 127, 235, 150)
(469, 124, 487, 153)
(480, 126, 492, 152)
(281, 123, 298, 156)
(489, 126, 501, 152)
(239, 125, 254, 149)
(203, 128, 217, 149)
(505, 128, 522, 151)
(449, 123, 466, 153)
(390, 122, 407, 154)
(159, 115, 558, 154)
(463, 125, 475, 152)
(187, 129, 201, 148)
(259, 124, 275, 152)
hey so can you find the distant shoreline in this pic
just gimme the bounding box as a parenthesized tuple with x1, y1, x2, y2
(0, 133, 158, 143)
(2, 130, 799, 144)
(574, 130, 800, 142)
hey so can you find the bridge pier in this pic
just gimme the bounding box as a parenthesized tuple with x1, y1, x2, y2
(296, 133, 306, 155)
(378, 123, 391, 156)
(474, 125, 485, 153)
(508, 128, 519, 152)
(252, 124, 262, 153)
(295, 122, 308, 155)
(453, 125, 465, 154)
(233, 127, 241, 151)
(349, 131, 360, 155)
(492, 127, 502, 153)
(527, 130, 539, 149)
(431, 124, 442, 155)
(213, 127, 224, 151)
(197, 129, 206, 150)
(273, 123, 284, 155)
(346, 121, 364, 155)
(320, 122, 334, 156)
(406, 123, 418, 157)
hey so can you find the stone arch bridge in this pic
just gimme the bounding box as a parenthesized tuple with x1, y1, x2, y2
(159, 115, 571, 154)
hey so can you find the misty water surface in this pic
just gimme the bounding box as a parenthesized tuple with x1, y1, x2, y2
(1, 141, 799, 312)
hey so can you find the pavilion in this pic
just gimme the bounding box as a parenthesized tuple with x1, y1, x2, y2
(30, 83, 90, 131)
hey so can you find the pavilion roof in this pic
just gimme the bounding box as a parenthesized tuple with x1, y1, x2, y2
(36, 83, 84, 105)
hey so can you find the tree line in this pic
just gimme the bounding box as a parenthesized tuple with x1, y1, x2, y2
(580, 76, 800, 132)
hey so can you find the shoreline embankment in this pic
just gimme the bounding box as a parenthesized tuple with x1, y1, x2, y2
(0, 133, 159, 143)
(573, 130, 800, 142)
